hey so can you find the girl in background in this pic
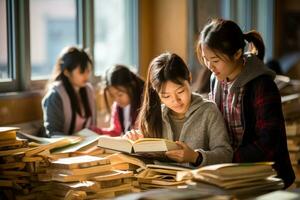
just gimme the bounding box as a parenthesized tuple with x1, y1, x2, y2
(124, 52, 232, 167)
(197, 18, 294, 187)
(42, 46, 96, 137)
(91, 65, 144, 136)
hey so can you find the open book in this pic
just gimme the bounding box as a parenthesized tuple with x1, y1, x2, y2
(55, 128, 101, 153)
(17, 128, 100, 154)
(98, 136, 180, 154)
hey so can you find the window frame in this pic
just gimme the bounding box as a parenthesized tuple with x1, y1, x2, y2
(0, 0, 139, 93)
(0, 0, 17, 92)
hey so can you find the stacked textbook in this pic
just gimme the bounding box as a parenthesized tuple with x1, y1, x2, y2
(136, 164, 189, 190)
(40, 155, 134, 199)
(0, 127, 29, 190)
(177, 162, 284, 197)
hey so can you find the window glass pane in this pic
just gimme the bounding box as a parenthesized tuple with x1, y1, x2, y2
(30, 0, 77, 80)
(94, 0, 137, 75)
(0, 0, 8, 81)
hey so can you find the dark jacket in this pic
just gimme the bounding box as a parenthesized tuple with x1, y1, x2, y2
(210, 54, 295, 188)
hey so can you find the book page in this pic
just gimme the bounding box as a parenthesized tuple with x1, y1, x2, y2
(133, 138, 179, 153)
(98, 136, 134, 153)
(54, 129, 100, 153)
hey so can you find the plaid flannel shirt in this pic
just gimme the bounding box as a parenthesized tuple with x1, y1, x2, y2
(211, 75, 295, 188)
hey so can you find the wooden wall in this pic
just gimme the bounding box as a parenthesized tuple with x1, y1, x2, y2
(0, 93, 43, 126)
(139, 0, 188, 78)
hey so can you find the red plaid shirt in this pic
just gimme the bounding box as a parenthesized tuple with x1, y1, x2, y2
(210, 75, 295, 188)
(221, 81, 244, 151)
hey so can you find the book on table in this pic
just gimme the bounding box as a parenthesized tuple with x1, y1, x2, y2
(176, 162, 284, 192)
(97, 136, 180, 154)
(54, 128, 101, 153)
(177, 162, 276, 181)
(0, 127, 19, 141)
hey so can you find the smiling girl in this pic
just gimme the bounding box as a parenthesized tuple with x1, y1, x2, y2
(197, 18, 294, 187)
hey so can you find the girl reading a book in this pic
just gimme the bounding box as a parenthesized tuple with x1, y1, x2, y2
(42, 46, 96, 137)
(124, 52, 233, 167)
(90, 65, 144, 136)
(196, 18, 294, 187)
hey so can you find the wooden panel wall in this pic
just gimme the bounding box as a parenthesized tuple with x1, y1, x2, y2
(139, 0, 188, 78)
(0, 93, 43, 126)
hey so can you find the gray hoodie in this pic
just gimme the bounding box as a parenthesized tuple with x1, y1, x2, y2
(161, 93, 233, 167)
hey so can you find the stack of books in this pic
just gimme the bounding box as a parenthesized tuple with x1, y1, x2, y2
(0, 127, 30, 194)
(177, 162, 283, 197)
(136, 164, 190, 190)
(89, 170, 134, 198)
(281, 92, 300, 187)
(43, 155, 134, 199)
(105, 153, 146, 171)
(48, 155, 111, 182)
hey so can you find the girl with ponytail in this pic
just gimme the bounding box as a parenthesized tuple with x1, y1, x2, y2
(124, 52, 232, 167)
(197, 18, 294, 187)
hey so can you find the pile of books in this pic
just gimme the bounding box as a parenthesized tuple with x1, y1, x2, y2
(136, 164, 189, 190)
(0, 127, 31, 197)
(106, 152, 147, 171)
(282, 93, 300, 120)
(280, 87, 300, 187)
(177, 162, 284, 197)
(49, 155, 111, 182)
(41, 155, 134, 199)
(0, 127, 135, 199)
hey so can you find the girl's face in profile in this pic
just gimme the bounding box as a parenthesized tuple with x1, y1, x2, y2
(108, 86, 130, 108)
(159, 80, 192, 119)
(201, 44, 242, 81)
(65, 64, 92, 89)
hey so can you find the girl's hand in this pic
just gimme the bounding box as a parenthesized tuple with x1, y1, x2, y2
(165, 141, 199, 163)
(122, 129, 144, 141)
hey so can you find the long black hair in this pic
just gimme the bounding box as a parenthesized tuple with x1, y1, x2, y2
(138, 52, 190, 138)
(47, 46, 93, 134)
(197, 18, 265, 65)
(104, 65, 144, 130)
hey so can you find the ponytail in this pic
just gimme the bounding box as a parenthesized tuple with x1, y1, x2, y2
(198, 19, 266, 62)
(243, 31, 265, 60)
(138, 79, 163, 138)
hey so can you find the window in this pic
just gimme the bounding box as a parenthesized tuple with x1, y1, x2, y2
(30, 0, 77, 80)
(0, 0, 139, 92)
(94, 0, 138, 75)
(0, 0, 8, 81)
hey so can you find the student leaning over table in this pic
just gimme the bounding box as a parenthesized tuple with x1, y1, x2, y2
(124, 52, 233, 167)
(196, 18, 295, 188)
(90, 65, 144, 137)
